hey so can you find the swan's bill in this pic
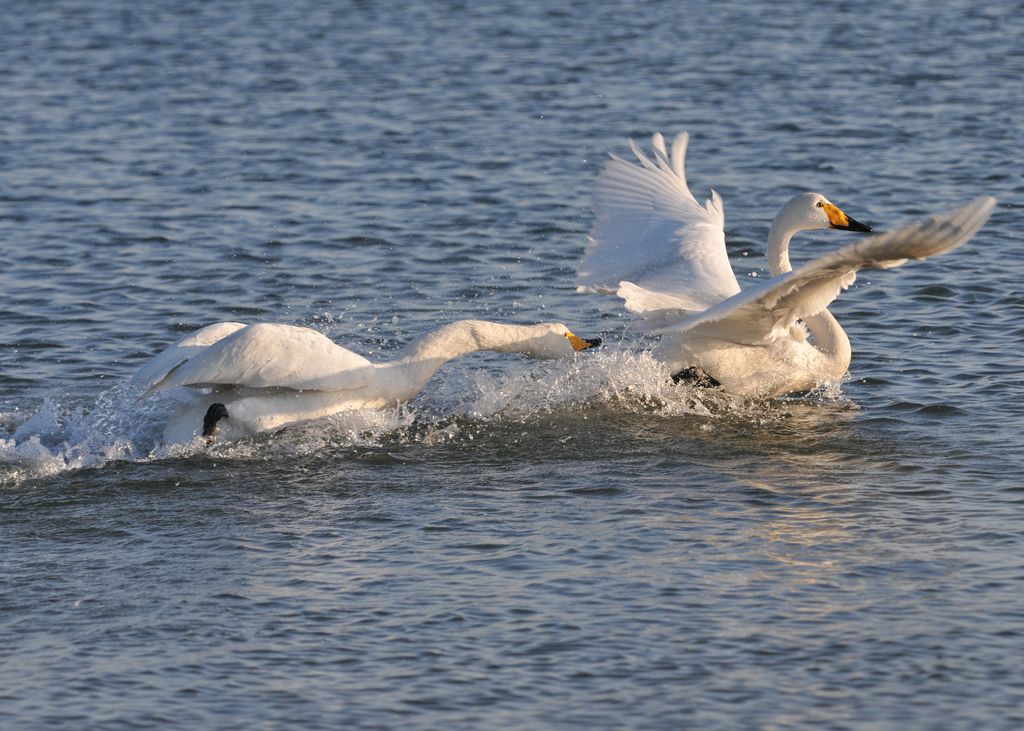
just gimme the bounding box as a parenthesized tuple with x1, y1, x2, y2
(823, 202, 872, 232)
(565, 331, 602, 351)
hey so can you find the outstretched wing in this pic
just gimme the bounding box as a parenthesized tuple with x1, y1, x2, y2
(576, 131, 741, 313)
(657, 196, 996, 344)
(142, 323, 374, 394)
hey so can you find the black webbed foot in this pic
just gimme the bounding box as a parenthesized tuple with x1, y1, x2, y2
(671, 367, 721, 388)
(202, 403, 229, 440)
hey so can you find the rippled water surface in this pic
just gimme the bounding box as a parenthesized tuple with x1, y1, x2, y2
(2, 1, 1023, 728)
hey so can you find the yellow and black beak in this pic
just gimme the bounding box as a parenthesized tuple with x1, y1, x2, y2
(823, 202, 872, 233)
(565, 331, 602, 351)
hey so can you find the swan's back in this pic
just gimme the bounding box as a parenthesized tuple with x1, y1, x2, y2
(146, 323, 374, 393)
(133, 321, 247, 392)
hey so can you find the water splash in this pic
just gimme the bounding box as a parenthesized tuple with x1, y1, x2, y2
(447, 349, 731, 420)
(0, 349, 841, 485)
(1, 382, 160, 484)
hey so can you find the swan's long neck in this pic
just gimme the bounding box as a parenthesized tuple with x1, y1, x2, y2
(377, 321, 558, 402)
(766, 214, 851, 374)
(402, 320, 557, 361)
(765, 216, 797, 279)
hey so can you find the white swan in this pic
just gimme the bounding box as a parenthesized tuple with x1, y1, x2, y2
(133, 319, 600, 443)
(577, 131, 996, 397)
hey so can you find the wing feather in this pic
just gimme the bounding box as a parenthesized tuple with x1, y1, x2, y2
(576, 131, 741, 313)
(144, 323, 374, 394)
(132, 322, 247, 391)
(658, 196, 996, 344)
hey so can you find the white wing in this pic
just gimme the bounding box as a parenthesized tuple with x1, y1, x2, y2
(576, 131, 741, 313)
(658, 196, 996, 344)
(143, 323, 375, 394)
(132, 321, 247, 390)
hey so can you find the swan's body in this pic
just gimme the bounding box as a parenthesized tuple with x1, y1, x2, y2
(134, 320, 598, 443)
(577, 131, 996, 397)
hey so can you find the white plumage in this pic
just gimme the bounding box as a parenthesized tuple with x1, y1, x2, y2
(579, 130, 996, 397)
(134, 320, 598, 443)
(579, 132, 740, 312)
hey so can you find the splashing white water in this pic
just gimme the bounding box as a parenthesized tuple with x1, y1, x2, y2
(446, 349, 731, 420)
(1, 382, 164, 483)
(0, 348, 839, 485)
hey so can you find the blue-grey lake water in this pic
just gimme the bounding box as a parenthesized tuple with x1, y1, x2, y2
(2, 1, 1023, 728)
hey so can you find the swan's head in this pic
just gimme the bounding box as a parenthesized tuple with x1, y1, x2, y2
(522, 324, 602, 359)
(782, 193, 872, 234)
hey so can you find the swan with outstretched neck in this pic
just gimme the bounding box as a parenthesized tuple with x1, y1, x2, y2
(577, 130, 996, 397)
(134, 319, 600, 443)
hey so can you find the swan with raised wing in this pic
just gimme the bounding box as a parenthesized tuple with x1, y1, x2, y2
(134, 319, 601, 443)
(576, 130, 995, 397)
